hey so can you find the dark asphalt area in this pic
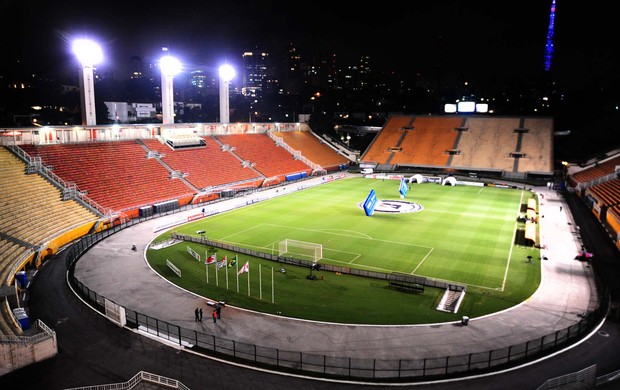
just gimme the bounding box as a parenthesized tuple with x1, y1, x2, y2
(1, 190, 620, 390)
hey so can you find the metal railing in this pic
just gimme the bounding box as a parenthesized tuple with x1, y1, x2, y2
(63, 370, 190, 390)
(64, 223, 607, 383)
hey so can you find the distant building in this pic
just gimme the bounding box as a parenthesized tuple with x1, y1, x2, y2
(282, 43, 302, 95)
(105, 102, 157, 123)
(129, 56, 144, 79)
(242, 50, 269, 97)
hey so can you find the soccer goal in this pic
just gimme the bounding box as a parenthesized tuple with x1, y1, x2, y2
(278, 239, 323, 262)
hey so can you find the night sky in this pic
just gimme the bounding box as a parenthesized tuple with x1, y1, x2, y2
(1, 0, 618, 90)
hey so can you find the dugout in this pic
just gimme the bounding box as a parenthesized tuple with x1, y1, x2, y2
(139, 205, 153, 218)
(525, 220, 537, 246)
(153, 199, 179, 214)
(285, 172, 308, 181)
(388, 273, 427, 293)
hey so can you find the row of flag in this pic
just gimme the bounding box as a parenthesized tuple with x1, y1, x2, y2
(206, 253, 249, 275)
(203, 251, 274, 302)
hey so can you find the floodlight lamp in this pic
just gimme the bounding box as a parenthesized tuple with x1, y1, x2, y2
(72, 39, 103, 67)
(219, 64, 235, 82)
(160, 55, 182, 76)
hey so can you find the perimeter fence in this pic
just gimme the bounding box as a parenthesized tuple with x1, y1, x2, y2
(65, 221, 608, 383)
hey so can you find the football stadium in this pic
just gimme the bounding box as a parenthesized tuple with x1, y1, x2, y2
(0, 116, 619, 388)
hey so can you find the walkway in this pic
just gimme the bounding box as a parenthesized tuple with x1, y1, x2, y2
(74, 178, 596, 360)
(2, 175, 618, 390)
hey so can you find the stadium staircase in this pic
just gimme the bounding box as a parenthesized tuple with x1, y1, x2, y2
(438, 289, 463, 313)
(215, 133, 311, 179)
(135, 139, 199, 192)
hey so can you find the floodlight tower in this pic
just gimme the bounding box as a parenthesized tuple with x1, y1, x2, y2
(72, 39, 103, 126)
(219, 64, 235, 124)
(160, 54, 182, 125)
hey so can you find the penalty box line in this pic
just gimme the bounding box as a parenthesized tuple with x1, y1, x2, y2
(266, 240, 362, 264)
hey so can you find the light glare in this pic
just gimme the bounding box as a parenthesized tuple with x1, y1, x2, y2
(160, 55, 182, 76)
(219, 64, 235, 81)
(72, 39, 103, 67)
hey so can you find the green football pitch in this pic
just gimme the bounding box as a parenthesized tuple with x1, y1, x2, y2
(147, 177, 541, 324)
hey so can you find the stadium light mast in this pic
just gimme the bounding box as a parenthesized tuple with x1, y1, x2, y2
(72, 39, 103, 126)
(160, 51, 182, 125)
(219, 64, 235, 124)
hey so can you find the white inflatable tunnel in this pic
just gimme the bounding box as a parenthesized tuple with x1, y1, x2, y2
(442, 176, 457, 186)
(411, 174, 424, 184)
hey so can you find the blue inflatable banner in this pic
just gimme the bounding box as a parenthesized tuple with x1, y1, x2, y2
(399, 178, 408, 198)
(363, 189, 377, 216)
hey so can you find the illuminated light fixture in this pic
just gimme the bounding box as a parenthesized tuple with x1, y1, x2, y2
(457, 101, 476, 113)
(444, 104, 457, 113)
(219, 64, 235, 124)
(72, 38, 103, 126)
(160, 54, 182, 125)
(475, 103, 489, 113)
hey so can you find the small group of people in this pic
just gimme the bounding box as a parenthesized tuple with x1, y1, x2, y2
(195, 305, 222, 323)
(194, 307, 203, 322)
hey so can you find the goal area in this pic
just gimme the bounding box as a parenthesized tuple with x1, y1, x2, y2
(278, 239, 323, 262)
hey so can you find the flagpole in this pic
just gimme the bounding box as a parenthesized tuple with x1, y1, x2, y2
(236, 257, 239, 293)
(259, 264, 262, 300)
(215, 258, 219, 286)
(247, 263, 250, 297)
(225, 261, 229, 289)
(206, 251, 209, 283)
(271, 267, 274, 303)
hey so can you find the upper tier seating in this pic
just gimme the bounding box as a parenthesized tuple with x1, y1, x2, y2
(361, 115, 413, 164)
(449, 117, 520, 171)
(389, 117, 461, 167)
(361, 116, 553, 174)
(215, 134, 311, 178)
(570, 155, 620, 184)
(141, 138, 262, 190)
(271, 131, 348, 170)
(20, 141, 194, 212)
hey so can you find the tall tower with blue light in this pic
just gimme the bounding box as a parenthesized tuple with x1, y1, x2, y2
(544, 0, 556, 72)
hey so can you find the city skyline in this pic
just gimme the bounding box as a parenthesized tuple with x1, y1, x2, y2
(2, 1, 618, 91)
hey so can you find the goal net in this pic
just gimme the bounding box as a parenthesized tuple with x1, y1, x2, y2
(278, 239, 323, 262)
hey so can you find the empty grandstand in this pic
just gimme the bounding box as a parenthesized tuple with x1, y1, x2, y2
(0, 118, 618, 387)
(566, 151, 620, 251)
(361, 115, 554, 181)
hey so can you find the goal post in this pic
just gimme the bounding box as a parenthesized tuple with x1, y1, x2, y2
(278, 239, 323, 262)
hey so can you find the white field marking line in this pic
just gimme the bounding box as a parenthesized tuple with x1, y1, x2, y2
(346, 253, 362, 263)
(411, 247, 434, 275)
(220, 223, 268, 242)
(501, 189, 525, 292)
(477, 186, 484, 195)
(218, 238, 500, 290)
(263, 223, 434, 249)
(268, 240, 361, 261)
(423, 208, 514, 221)
(212, 220, 505, 290)
(288, 193, 345, 202)
(215, 239, 279, 253)
(315, 228, 373, 239)
(325, 258, 399, 273)
(317, 247, 362, 263)
(196, 192, 300, 222)
(321, 256, 499, 290)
